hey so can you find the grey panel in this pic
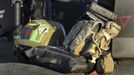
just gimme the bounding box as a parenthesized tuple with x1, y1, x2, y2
(0, 63, 62, 75)
(114, 0, 134, 37)
(112, 38, 134, 58)
(113, 0, 134, 58)
(107, 60, 134, 75)
(0, 63, 82, 75)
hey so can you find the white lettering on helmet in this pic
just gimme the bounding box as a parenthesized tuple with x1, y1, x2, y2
(0, 10, 5, 19)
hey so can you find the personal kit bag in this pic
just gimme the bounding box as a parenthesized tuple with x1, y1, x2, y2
(63, 2, 121, 74)
(15, 2, 121, 75)
(63, 20, 121, 74)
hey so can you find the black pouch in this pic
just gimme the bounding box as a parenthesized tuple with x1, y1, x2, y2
(24, 46, 89, 73)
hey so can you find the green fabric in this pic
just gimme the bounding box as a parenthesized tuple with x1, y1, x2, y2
(30, 22, 47, 43)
